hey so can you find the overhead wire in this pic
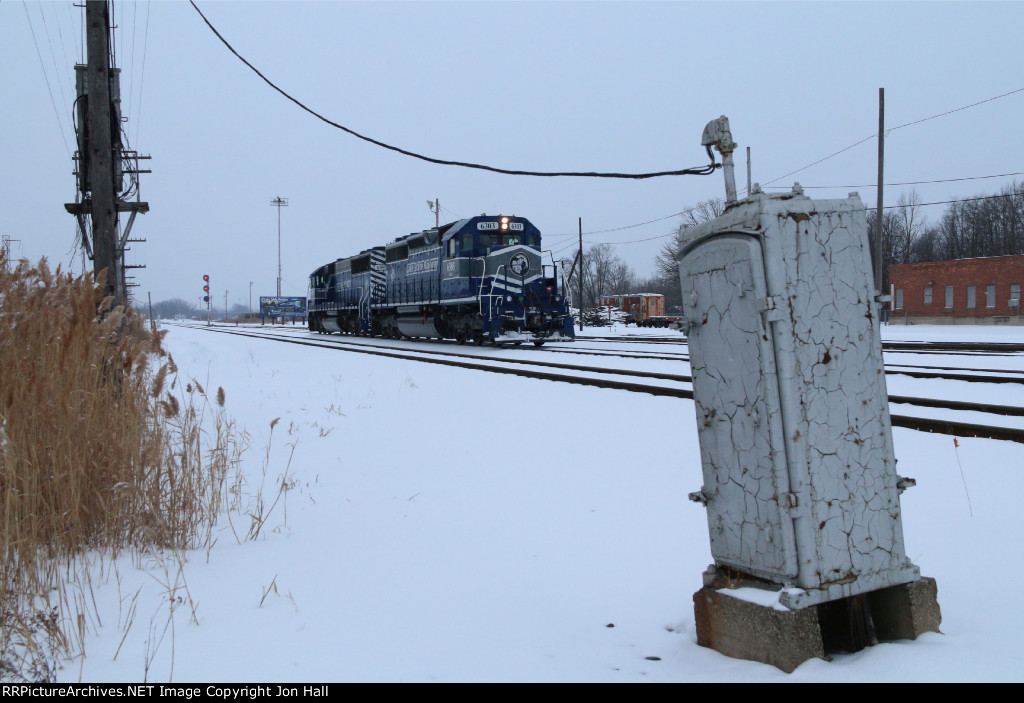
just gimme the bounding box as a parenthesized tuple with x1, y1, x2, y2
(187, 0, 719, 180)
(22, 0, 73, 158)
(563, 80, 1024, 246)
(762, 171, 1024, 190)
(761, 87, 1024, 188)
(189, 1, 1022, 252)
(556, 181, 1024, 258)
(547, 82, 1024, 245)
(35, 1, 74, 118)
(131, 0, 152, 148)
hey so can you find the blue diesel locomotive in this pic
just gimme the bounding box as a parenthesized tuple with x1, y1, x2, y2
(307, 215, 575, 346)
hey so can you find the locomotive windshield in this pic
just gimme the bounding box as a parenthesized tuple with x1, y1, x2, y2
(476, 232, 539, 249)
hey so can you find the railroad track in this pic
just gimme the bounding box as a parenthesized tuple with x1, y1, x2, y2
(584, 332, 1024, 355)
(175, 324, 1024, 443)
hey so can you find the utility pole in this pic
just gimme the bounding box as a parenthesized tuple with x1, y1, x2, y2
(270, 197, 289, 297)
(224, 290, 229, 320)
(578, 218, 584, 330)
(85, 1, 117, 299)
(249, 281, 254, 314)
(64, 0, 149, 306)
(427, 198, 440, 228)
(875, 88, 885, 298)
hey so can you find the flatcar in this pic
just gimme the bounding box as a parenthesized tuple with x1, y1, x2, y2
(307, 215, 575, 346)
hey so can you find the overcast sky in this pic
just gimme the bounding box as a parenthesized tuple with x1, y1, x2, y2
(5, 0, 1024, 309)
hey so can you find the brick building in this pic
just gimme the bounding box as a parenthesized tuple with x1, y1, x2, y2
(888, 255, 1024, 324)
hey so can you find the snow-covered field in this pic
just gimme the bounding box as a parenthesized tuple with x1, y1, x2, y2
(55, 322, 1024, 682)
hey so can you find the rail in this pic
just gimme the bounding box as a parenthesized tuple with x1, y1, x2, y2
(177, 324, 1024, 444)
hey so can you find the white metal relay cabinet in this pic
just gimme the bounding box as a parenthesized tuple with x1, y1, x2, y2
(678, 184, 921, 610)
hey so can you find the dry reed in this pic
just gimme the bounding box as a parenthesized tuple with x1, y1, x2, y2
(0, 255, 246, 681)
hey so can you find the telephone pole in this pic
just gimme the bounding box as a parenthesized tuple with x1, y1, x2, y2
(85, 1, 117, 299)
(64, 0, 149, 305)
(579, 218, 584, 330)
(428, 198, 440, 228)
(270, 197, 289, 296)
(875, 87, 885, 297)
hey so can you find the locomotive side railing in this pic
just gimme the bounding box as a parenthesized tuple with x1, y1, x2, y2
(357, 285, 369, 330)
(484, 264, 506, 321)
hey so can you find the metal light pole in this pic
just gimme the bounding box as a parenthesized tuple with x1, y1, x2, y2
(249, 280, 254, 314)
(2, 235, 21, 270)
(270, 196, 289, 296)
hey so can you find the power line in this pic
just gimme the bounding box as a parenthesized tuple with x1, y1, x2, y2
(888, 88, 1024, 133)
(763, 87, 1024, 187)
(187, 0, 719, 180)
(546, 210, 687, 239)
(886, 191, 1022, 210)
(763, 171, 1024, 190)
(129, 0, 152, 147)
(554, 169, 1023, 246)
(555, 189, 1024, 256)
(550, 86, 1024, 244)
(22, 0, 73, 158)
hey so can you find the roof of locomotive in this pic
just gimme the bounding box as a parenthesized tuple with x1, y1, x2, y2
(309, 246, 383, 278)
(311, 215, 541, 277)
(440, 215, 539, 242)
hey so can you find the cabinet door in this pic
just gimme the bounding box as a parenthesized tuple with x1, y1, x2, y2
(680, 234, 797, 580)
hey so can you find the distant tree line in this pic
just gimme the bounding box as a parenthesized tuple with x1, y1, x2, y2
(143, 297, 251, 320)
(561, 181, 1024, 314)
(870, 180, 1024, 289)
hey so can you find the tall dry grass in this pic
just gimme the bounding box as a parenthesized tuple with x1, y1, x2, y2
(0, 255, 246, 681)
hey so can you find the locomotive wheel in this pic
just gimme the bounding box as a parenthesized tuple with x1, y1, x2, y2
(533, 340, 545, 347)
(455, 328, 467, 345)
(472, 331, 484, 346)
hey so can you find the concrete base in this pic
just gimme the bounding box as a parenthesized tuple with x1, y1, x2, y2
(867, 576, 943, 641)
(693, 577, 942, 673)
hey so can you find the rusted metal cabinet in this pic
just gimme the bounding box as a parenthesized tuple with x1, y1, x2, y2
(679, 186, 921, 609)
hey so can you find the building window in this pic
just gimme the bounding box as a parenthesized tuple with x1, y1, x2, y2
(986, 284, 996, 308)
(924, 286, 932, 305)
(1011, 284, 1021, 310)
(894, 288, 904, 310)
(945, 286, 954, 309)
(967, 285, 976, 309)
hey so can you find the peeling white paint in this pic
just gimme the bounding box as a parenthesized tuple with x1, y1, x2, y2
(679, 187, 920, 609)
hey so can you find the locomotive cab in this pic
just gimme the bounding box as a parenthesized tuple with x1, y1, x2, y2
(439, 215, 574, 346)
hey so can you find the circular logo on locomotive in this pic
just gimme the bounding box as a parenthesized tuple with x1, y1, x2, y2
(509, 253, 530, 277)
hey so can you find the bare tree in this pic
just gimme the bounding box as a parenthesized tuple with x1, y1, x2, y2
(655, 198, 726, 308)
(893, 190, 926, 265)
(582, 243, 620, 307)
(151, 297, 200, 319)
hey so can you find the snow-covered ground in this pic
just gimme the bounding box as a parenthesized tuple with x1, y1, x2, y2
(55, 322, 1024, 682)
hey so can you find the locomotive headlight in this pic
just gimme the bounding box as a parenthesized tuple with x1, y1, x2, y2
(500, 216, 509, 231)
